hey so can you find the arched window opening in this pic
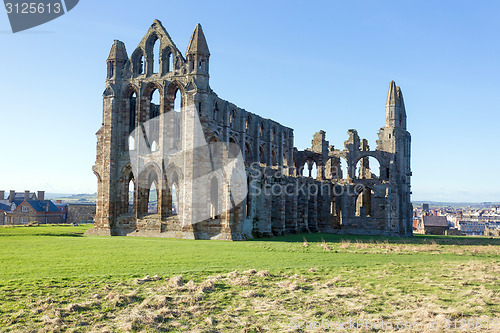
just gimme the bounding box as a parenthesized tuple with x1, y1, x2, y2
(128, 177, 135, 213)
(161, 49, 173, 74)
(174, 89, 182, 112)
(271, 150, 277, 166)
(150, 89, 160, 119)
(210, 177, 219, 219)
(355, 156, 380, 179)
(245, 116, 251, 131)
(133, 49, 145, 75)
(283, 152, 288, 166)
(128, 136, 135, 151)
(245, 143, 253, 164)
(213, 103, 219, 120)
(171, 183, 178, 215)
(302, 160, 316, 178)
(340, 158, 348, 179)
(230, 110, 235, 127)
(149, 89, 160, 148)
(271, 127, 276, 143)
(128, 92, 137, 134)
(259, 145, 266, 164)
(148, 182, 158, 214)
(152, 39, 160, 74)
(151, 141, 158, 152)
(246, 176, 251, 218)
(139, 55, 145, 74)
(259, 123, 264, 138)
(311, 162, 317, 178)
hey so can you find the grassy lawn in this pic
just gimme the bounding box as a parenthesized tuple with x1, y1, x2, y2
(0, 225, 499, 332)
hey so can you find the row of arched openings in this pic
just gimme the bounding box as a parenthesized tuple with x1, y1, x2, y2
(301, 156, 381, 180)
(132, 35, 175, 76)
(125, 174, 179, 217)
(127, 85, 182, 151)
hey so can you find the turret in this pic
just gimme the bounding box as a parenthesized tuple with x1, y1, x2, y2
(385, 80, 407, 130)
(106, 40, 128, 80)
(186, 24, 210, 76)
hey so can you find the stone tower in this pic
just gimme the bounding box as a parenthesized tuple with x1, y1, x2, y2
(376, 81, 413, 236)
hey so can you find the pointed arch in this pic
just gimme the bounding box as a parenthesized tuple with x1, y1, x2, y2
(245, 142, 253, 164)
(271, 150, 278, 166)
(230, 110, 236, 127)
(166, 81, 185, 112)
(119, 163, 135, 215)
(145, 33, 161, 75)
(160, 46, 173, 75)
(213, 102, 219, 121)
(245, 115, 251, 131)
(137, 163, 161, 217)
(131, 48, 145, 75)
(259, 145, 266, 164)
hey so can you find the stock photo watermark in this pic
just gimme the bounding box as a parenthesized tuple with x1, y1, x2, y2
(4, 0, 79, 32)
(290, 317, 500, 331)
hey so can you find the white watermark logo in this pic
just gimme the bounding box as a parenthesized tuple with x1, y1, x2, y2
(4, 0, 79, 33)
(128, 104, 247, 226)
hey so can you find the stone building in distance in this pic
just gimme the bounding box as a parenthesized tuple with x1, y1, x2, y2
(88, 20, 412, 240)
(0, 190, 66, 225)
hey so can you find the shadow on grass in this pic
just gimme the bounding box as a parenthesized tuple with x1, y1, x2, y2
(249, 232, 500, 246)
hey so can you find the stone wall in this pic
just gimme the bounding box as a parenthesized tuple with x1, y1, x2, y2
(67, 204, 96, 224)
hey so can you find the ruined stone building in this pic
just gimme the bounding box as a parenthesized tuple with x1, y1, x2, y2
(88, 20, 412, 239)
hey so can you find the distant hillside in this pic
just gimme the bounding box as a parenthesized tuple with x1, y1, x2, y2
(47, 192, 158, 205)
(412, 201, 500, 209)
(47, 193, 97, 204)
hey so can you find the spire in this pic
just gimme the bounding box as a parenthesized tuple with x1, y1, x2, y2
(107, 40, 128, 61)
(386, 80, 397, 106)
(187, 24, 210, 56)
(396, 86, 404, 107)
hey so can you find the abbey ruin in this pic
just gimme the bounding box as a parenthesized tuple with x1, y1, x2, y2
(87, 20, 413, 240)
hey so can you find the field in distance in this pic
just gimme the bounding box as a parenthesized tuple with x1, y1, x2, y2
(0, 225, 499, 332)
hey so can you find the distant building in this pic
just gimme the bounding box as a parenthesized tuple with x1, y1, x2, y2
(484, 226, 500, 237)
(459, 221, 500, 236)
(0, 190, 66, 225)
(422, 203, 429, 213)
(412, 219, 419, 231)
(0, 202, 10, 225)
(417, 216, 449, 235)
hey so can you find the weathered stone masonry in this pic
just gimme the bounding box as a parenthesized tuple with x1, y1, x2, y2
(88, 20, 412, 239)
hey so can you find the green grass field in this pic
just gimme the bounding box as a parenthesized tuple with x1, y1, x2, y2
(0, 225, 499, 332)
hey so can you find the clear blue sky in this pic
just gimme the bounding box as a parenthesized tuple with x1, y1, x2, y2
(1, 0, 499, 202)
